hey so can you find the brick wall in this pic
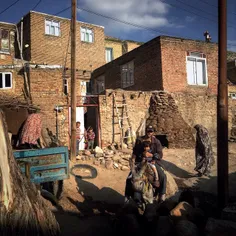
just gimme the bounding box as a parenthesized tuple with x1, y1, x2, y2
(125, 41, 142, 53)
(24, 12, 105, 71)
(105, 38, 142, 61)
(160, 36, 218, 95)
(92, 37, 163, 91)
(105, 39, 123, 60)
(0, 68, 25, 96)
(29, 67, 69, 145)
(0, 22, 16, 65)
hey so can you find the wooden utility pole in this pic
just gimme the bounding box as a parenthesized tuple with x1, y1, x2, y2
(217, 0, 228, 209)
(71, 0, 77, 160)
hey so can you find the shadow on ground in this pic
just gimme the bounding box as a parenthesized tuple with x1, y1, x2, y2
(66, 176, 124, 217)
(161, 159, 194, 178)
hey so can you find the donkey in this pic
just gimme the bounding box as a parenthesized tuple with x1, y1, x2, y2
(130, 159, 159, 205)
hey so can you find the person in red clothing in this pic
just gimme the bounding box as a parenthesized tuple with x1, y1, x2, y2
(87, 127, 95, 151)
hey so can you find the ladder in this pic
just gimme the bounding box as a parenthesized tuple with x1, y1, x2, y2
(112, 93, 135, 148)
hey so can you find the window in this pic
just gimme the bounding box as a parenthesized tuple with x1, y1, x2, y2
(81, 27, 93, 43)
(94, 75, 105, 94)
(0, 29, 9, 52)
(45, 19, 60, 36)
(0, 72, 12, 89)
(186, 52, 207, 85)
(105, 48, 113, 62)
(121, 61, 134, 88)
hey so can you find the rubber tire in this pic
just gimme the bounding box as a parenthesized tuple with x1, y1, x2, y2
(70, 164, 98, 179)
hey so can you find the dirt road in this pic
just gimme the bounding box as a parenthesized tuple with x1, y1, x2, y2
(48, 144, 236, 235)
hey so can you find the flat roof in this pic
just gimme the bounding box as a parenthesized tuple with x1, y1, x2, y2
(29, 10, 104, 29)
(0, 21, 15, 26)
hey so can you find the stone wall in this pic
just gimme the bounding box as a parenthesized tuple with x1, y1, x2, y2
(99, 89, 236, 149)
(99, 90, 198, 148)
(146, 92, 195, 148)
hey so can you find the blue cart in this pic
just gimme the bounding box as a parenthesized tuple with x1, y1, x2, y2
(13, 146, 69, 199)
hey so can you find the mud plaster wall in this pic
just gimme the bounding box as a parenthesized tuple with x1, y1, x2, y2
(173, 93, 217, 138)
(174, 93, 235, 140)
(99, 90, 235, 148)
(99, 89, 151, 147)
(99, 90, 199, 148)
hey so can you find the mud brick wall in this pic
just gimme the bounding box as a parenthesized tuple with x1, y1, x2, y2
(99, 89, 151, 147)
(98, 89, 234, 149)
(146, 92, 195, 148)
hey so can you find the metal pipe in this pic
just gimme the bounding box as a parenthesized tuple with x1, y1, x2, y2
(217, 0, 228, 209)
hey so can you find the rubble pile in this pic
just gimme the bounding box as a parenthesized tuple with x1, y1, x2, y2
(77, 145, 132, 171)
(146, 92, 195, 148)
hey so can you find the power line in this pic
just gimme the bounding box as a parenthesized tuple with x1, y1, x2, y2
(175, 0, 217, 19)
(77, 7, 184, 37)
(160, 0, 235, 30)
(174, 0, 235, 26)
(77, 6, 236, 48)
(32, 0, 42, 11)
(27, 6, 71, 29)
(0, 0, 21, 16)
(198, 0, 236, 16)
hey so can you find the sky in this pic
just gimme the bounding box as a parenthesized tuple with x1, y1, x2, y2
(0, 0, 236, 51)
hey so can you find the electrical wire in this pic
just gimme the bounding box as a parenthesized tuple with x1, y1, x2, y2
(32, 0, 42, 11)
(77, 6, 236, 48)
(0, 0, 21, 16)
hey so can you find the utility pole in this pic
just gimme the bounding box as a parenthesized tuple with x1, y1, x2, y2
(71, 0, 77, 161)
(217, 0, 228, 209)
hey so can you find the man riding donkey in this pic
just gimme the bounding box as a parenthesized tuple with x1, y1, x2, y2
(125, 126, 167, 207)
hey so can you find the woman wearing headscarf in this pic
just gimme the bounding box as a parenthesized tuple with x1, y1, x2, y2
(194, 124, 215, 177)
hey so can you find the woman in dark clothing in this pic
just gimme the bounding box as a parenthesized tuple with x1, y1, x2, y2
(194, 124, 215, 177)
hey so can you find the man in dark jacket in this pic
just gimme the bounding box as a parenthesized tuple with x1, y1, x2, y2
(125, 126, 167, 203)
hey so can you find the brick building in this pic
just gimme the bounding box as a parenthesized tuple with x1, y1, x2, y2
(91, 36, 236, 146)
(0, 22, 15, 66)
(20, 11, 105, 73)
(105, 36, 142, 63)
(92, 36, 218, 95)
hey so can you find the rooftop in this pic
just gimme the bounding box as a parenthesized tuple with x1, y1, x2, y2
(21, 10, 105, 29)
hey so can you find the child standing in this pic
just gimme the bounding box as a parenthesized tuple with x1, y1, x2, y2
(87, 127, 95, 151)
(76, 122, 81, 156)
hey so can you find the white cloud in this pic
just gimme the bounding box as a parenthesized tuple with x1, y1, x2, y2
(78, 0, 179, 37)
(185, 16, 195, 23)
(228, 40, 236, 52)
